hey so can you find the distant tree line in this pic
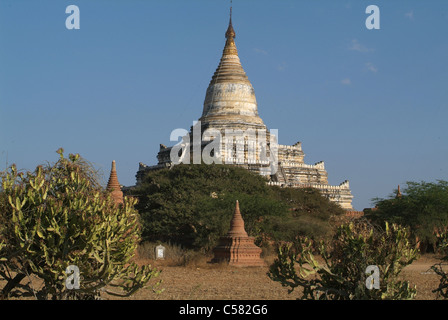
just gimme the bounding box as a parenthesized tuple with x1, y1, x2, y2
(365, 180, 448, 253)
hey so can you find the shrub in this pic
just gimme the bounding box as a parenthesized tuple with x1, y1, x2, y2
(431, 228, 448, 299)
(0, 149, 160, 300)
(268, 219, 419, 300)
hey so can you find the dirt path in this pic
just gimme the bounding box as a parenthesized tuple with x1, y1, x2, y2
(399, 254, 445, 300)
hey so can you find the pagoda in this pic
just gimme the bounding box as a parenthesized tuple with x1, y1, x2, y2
(136, 8, 354, 210)
(211, 200, 265, 267)
(106, 160, 124, 205)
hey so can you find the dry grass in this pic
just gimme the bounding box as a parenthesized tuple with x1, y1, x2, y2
(1, 253, 445, 300)
(116, 253, 444, 300)
(127, 253, 293, 300)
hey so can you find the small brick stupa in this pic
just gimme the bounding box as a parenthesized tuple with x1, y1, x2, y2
(106, 160, 124, 205)
(211, 200, 265, 267)
(396, 185, 402, 199)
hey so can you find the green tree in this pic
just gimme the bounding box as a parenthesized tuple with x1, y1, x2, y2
(430, 228, 448, 299)
(268, 219, 419, 300)
(0, 149, 160, 300)
(130, 164, 346, 250)
(130, 164, 287, 250)
(366, 180, 448, 252)
(265, 186, 346, 241)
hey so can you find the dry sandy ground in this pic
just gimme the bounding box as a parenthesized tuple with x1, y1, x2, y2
(1, 254, 445, 300)
(125, 254, 445, 300)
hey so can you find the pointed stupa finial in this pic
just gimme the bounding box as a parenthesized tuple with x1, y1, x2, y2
(227, 200, 248, 237)
(225, 3, 235, 39)
(225, 2, 236, 42)
(107, 160, 119, 189)
(107, 160, 124, 205)
(234, 199, 240, 216)
(396, 185, 402, 199)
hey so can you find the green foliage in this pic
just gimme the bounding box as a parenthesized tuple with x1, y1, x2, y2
(366, 180, 448, 252)
(430, 229, 448, 299)
(268, 219, 419, 300)
(265, 186, 344, 241)
(0, 149, 160, 300)
(271, 186, 342, 219)
(130, 164, 283, 250)
(130, 164, 345, 250)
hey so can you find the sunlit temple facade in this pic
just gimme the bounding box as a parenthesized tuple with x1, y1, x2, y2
(136, 11, 354, 210)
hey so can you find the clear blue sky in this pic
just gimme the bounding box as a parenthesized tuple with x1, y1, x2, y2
(1, 0, 447, 211)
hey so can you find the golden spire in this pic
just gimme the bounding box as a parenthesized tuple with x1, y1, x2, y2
(223, 5, 237, 56)
(208, 6, 249, 86)
(225, 5, 235, 40)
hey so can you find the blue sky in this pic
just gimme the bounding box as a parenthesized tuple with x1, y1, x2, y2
(0, 0, 447, 211)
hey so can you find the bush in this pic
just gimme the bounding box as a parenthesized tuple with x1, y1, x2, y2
(366, 180, 448, 253)
(430, 228, 448, 298)
(0, 149, 160, 300)
(130, 164, 345, 251)
(268, 219, 419, 300)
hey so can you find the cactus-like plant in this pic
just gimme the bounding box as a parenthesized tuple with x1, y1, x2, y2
(431, 228, 448, 299)
(0, 149, 160, 300)
(268, 219, 419, 300)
